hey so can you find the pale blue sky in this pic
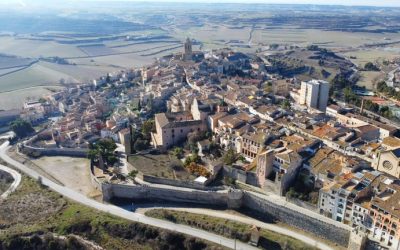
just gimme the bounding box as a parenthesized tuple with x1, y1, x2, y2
(79, 0, 400, 7)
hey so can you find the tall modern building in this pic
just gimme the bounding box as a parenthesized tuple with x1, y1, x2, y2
(299, 79, 330, 112)
(184, 37, 193, 61)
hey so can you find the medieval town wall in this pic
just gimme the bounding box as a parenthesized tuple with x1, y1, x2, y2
(21, 144, 88, 158)
(142, 175, 224, 191)
(102, 181, 350, 247)
(242, 192, 350, 247)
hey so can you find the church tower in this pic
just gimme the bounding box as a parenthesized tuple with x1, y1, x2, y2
(184, 37, 193, 61)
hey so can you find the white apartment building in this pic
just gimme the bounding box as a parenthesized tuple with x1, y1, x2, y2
(299, 79, 330, 112)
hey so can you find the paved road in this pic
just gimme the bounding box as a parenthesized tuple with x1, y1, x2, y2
(0, 141, 258, 250)
(139, 206, 333, 250)
(0, 163, 21, 199)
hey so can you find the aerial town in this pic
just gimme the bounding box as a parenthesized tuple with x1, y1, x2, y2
(2, 35, 400, 250)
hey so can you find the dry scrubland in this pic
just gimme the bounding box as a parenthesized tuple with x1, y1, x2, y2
(0, 176, 225, 250)
(356, 71, 385, 89)
(340, 49, 400, 66)
(0, 169, 13, 194)
(128, 154, 194, 180)
(145, 209, 320, 250)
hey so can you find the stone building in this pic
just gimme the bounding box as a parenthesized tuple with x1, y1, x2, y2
(256, 148, 302, 196)
(374, 148, 400, 178)
(152, 112, 206, 149)
(369, 180, 400, 248)
(236, 131, 267, 161)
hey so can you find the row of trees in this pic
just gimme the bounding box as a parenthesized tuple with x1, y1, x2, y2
(343, 86, 393, 119)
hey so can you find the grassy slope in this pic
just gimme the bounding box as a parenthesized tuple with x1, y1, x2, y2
(0, 176, 225, 250)
(145, 209, 319, 250)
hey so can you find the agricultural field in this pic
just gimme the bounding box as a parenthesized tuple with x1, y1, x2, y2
(339, 48, 400, 67)
(0, 86, 63, 110)
(0, 62, 74, 93)
(78, 44, 117, 57)
(356, 71, 385, 90)
(0, 3, 400, 110)
(0, 37, 86, 58)
(253, 27, 400, 49)
(0, 55, 35, 69)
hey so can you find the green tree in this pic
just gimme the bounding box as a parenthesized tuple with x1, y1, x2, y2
(142, 119, 155, 140)
(281, 99, 291, 110)
(133, 139, 148, 152)
(223, 148, 237, 165)
(128, 170, 139, 179)
(364, 62, 379, 71)
(171, 147, 184, 159)
(9, 119, 34, 138)
(88, 138, 118, 168)
(184, 154, 201, 167)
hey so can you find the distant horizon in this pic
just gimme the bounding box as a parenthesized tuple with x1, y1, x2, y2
(2, 0, 400, 8)
(77, 0, 400, 8)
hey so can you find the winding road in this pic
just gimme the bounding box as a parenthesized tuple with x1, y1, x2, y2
(0, 141, 258, 250)
(137, 206, 333, 250)
(0, 132, 21, 199)
(0, 163, 21, 199)
(0, 139, 334, 250)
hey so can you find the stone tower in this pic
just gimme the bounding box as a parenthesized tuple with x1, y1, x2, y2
(184, 37, 193, 61)
(347, 228, 367, 250)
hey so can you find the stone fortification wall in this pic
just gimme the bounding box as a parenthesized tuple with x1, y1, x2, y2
(223, 166, 258, 186)
(101, 180, 349, 247)
(21, 145, 88, 158)
(20, 134, 88, 158)
(142, 175, 224, 191)
(102, 183, 243, 209)
(286, 197, 318, 212)
(242, 192, 350, 247)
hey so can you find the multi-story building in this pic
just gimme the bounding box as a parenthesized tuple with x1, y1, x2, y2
(184, 37, 193, 61)
(152, 112, 206, 149)
(318, 171, 380, 224)
(298, 79, 330, 112)
(236, 131, 267, 161)
(369, 179, 400, 248)
(256, 148, 302, 195)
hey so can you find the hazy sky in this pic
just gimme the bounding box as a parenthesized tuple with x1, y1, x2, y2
(78, 0, 400, 7)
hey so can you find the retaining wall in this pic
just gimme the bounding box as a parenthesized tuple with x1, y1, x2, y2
(102, 183, 242, 209)
(89, 162, 102, 191)
(21, 145, 88, 158)
(101, 181, 350, 247)
(243, 192, 350, 247)
(142, 175, 224, 191)
(286, 197, 318, 212)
